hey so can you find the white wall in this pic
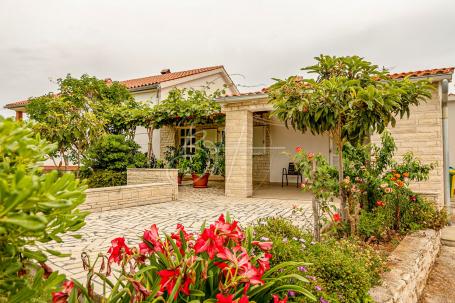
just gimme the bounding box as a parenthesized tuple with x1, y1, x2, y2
(269, 120, 330, 183)
(449, 98, 455, 167)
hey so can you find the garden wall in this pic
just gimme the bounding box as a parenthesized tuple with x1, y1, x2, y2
(369, 229, 441, 303)
(81, 182, 177, 212)
(127, 168, 178, 187)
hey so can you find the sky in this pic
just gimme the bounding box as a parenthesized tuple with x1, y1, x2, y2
(1, 0, 455, 117)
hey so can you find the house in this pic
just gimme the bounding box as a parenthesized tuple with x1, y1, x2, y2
(4, 66, 239, 159)
(157, 67, 454, 206)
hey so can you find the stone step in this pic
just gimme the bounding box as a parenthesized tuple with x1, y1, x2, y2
(441, 225, 455, 247)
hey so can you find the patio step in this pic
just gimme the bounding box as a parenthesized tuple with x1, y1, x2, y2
(441, 225, 455, 247)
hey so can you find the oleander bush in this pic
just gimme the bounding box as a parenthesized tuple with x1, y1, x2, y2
(253, 217, 385, 303)
(0, 117, 87, 302)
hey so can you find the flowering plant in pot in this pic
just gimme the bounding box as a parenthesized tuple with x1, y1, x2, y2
(190, 141, 213, 188)
(62, 214, 315, 302)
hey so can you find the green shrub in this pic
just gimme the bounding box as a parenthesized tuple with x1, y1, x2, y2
(358, 192, 448, 241)
(253, 217, 385, 303)
(0, 117, 87, 301)
(84, 134, 147, 171)
(83, 170, 127, 188)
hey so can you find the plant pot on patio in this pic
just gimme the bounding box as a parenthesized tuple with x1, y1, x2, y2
(178, 174, 184, 185)
(191, 173, 210, 188)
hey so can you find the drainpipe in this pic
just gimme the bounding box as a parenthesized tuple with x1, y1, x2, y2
(441, 79, 452, 219)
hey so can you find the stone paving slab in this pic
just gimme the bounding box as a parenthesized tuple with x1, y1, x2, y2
(42, 185, 313, 286)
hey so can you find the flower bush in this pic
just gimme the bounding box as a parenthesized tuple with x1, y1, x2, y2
(253, 217, 385, 303)
(293, 131, 445, 237)
(64, 214, 315, 302)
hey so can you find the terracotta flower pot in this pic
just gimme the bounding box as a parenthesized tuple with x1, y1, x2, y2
(177, 174, 183, 185)
(191, 173, 210, 188)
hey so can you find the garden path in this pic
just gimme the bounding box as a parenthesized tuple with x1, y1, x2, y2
(42, 184, 313, 286)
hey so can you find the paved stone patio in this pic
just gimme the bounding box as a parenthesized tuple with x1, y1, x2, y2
(44, 183, 313, 284)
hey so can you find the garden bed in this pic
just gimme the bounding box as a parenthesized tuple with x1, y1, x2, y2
(369, 229, 441, 303)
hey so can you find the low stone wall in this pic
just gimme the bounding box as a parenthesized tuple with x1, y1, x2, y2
(81, 182, 177, 212)
(127, 168, 178, 187)
(369, 229, 441, 303)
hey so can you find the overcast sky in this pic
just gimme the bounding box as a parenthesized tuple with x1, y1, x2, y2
(1, 0, 455, 117)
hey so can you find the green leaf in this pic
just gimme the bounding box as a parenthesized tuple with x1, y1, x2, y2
(0, 214, 47, 231)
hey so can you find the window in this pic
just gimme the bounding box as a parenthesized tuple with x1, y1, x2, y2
(179, 127, 196, 156)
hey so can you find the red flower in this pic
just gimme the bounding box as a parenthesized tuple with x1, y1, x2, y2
(107, 237, 132, 264)
(295, 146, 302, 153)
(214, 214, 245, 242)
(195, 226, 225, 259)
(251, 241, 273, 251)
(239, 296, 250, 303)
(140, 224, 163, 254)
(376, 200, 385, 207)
(272, 294, 288, 303)
(52, 280, 74, 303)
(158, 269, 181, 298)
(333, 213, 341, 222)
(216, 294, 235, 303)
(257, 253, 272, 274)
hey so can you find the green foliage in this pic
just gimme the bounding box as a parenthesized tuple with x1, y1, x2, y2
(0, 117, 87, 301)
(82, 170, 127, 188)
(27, 74, 142, 167)
(268, 55, 432, 145)
(190, 141, 213, 175)
(253, 217, 385, 303)
(164, 146, 184, 169)
(210, 142, 225, 176)
(269, 55, 433, 219)
(358, 192, 448, 241)
(148, 88, 225, 129)
(84, 134, 147, 172)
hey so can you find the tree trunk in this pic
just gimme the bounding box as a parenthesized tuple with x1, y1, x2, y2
(147, 126, 154, 161)
(337, 139, 347, 220)
(311, 160, 321, 241)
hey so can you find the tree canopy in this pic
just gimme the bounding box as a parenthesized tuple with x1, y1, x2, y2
(27, 74, 143, 168)
(268, 55, 433, 219)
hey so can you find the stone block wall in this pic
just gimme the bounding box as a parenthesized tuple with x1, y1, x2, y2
(81, 182, 176, 212)
(253, 112, 271, 185)
(369, 229, 441, 303)
(160, 126, 176, 159)
(127, 168, 178, 188)
(371, 86, 444, 205)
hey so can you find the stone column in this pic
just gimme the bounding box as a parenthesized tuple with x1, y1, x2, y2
(15, 111, 23, 121)
(225, 110, 253, 197)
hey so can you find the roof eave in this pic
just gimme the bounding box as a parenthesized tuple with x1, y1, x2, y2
(217, 93, 268, 103)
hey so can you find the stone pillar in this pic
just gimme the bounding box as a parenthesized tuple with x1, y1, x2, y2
(225, 110, 253, 197)
(160, 126, 176, 159)
(15, 111, 23, 121)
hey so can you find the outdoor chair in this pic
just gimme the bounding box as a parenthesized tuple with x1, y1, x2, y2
(282, 162, 302, 187)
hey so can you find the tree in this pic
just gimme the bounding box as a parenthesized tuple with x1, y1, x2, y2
(0, 116, 87, 301)
(138, 87, 225, 161)
(268, 55, 432, 219)
(27, 74, 142, 170)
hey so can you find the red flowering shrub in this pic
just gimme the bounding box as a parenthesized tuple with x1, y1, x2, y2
(63, 214, 315, 302)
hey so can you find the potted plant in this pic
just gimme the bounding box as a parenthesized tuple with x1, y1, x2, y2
(190, 141, 212, 188)
(211, 141, 225, 177)
(177, 158, 191, 185)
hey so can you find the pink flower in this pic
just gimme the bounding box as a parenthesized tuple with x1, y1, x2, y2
(376, 200, 385, 207)
(140, 224, 163, 254)
(251, 241, 273, 251)
(195, 226, 225, 259)
(107, 237, 132, 264)
(307, 152, 315, 160)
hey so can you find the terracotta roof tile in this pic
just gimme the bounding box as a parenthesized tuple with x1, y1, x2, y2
(4, 66, 225, 109)
(120, 66, 224, 89)
(388, 67, 454, 79)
